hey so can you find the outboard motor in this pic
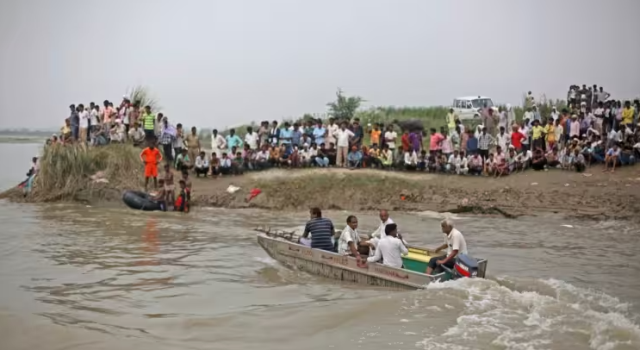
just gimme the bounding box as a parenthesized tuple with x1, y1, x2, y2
(453, 254, 479, 278)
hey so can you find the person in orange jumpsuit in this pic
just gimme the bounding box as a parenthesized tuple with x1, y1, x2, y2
(140, 141, 163, 191)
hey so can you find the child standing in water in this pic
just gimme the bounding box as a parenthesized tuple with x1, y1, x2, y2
(152, 178, 167, 211)
(163, 163, 175, 206)
(174, 179, 190, 213)
(181, 170, 192, 191)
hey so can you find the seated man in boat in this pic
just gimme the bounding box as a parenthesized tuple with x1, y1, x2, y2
(337, 215, 362, 263)
(370, 209, 394, 240)
(426, 218, 468, 275)
(301, 207, 335, 252)
(368, 209, 406, 249)
(365, 224, 407, 269)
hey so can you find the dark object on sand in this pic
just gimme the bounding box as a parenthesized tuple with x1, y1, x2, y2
(396, 119, 424, 132)
(122, 190, 163, 211)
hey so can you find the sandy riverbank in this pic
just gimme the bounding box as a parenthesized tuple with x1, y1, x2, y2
(3, 165, 639, 220)
(187, 167, 640, 220)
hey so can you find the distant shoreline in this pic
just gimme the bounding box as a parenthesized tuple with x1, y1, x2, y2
(0, 135, 45, 144)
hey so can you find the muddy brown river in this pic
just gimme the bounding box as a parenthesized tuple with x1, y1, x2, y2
(1, 143, 639, 350)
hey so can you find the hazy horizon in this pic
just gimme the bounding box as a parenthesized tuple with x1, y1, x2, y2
(1, 0, 639, 130)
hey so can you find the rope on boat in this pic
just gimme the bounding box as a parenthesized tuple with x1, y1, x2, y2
(254, 226, 298, 240)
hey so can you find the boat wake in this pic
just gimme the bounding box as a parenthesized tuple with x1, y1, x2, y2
(414, 277, 640, 350)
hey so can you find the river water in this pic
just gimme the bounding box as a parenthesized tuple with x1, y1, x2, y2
(1, 143, 639, 350)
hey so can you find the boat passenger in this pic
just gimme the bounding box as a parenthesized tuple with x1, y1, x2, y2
(426, 218, 468, 275)
(369, 210, 407, 248)
(301, 207, 335, 252)
(337, 215, 362, 263)
(365, 224, 407, 269)
(370, 210, 394, 240)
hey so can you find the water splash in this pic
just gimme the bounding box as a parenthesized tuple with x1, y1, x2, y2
(417, 277, 639, 350)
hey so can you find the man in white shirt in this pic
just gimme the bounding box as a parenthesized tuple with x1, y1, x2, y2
(384, 125, 398, 153)
(498, 108, 508, 130)
(333, 122, 354, 167)
(299, 144, 312, 166)
(326, 118, 339, 146)
(245, 126, 259, 150)
(194, 151, 210, 177)
(457, 153, 469, 175)
(211, 129, 227, 157)
(404, 150, 418, 170)
(78, 104, 89, 144)
(220, 153, 232, 175)
(338, 215, 362, 263)
(550, 107, 560, 122)
(110, 120, 126, 143)
(426, 218, 468, 275)
(366, 224, 408, 269)
(254, 146, 270, 170)
(89, 104, 100, 127)
(497, 126, 510, 150)
(523, 108, 535, 125)
(447, 150, 461, 173)
(370, 209, 394, 240)
(607, 127, 622, 148)
(128, 122, 146, 146)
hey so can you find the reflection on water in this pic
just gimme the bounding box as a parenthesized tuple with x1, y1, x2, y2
(0, 200, 639, 350)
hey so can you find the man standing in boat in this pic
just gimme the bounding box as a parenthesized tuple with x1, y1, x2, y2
(301, 207, 335, 252)
(426, 218, 468, 275)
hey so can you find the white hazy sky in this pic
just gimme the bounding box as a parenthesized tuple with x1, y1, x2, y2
(1, 0, 639, 129)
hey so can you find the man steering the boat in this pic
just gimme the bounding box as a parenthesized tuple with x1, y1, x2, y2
(426, 218, 468, 275)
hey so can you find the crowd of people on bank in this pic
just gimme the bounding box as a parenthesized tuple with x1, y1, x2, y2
(154, 101, 639, 178)
(45, 88, 640, 184)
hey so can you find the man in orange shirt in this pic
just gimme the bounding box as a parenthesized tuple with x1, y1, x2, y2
(369, 123, 381, 146)
(140, 141, 163, 191)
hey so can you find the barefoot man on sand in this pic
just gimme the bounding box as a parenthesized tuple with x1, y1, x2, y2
(140, 140, 163, 191)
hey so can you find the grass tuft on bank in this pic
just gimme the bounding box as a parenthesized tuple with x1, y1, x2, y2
(31, 144, 143, 202)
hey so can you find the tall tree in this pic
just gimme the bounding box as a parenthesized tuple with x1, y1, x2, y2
(326, 89, 364, 121)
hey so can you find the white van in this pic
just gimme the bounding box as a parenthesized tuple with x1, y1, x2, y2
(452, 96, 496, 120)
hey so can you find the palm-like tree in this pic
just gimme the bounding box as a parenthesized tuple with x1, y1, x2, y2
(126, 86, 160, 111)
(327, 89, 364, 121)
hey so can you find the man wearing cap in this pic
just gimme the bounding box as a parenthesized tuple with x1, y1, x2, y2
(569, 115, 581, 139)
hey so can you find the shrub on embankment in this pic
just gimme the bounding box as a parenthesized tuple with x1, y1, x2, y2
(13, 144, 143, 202)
